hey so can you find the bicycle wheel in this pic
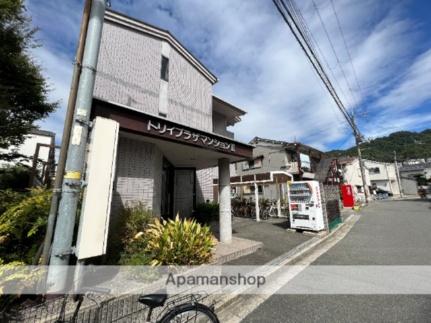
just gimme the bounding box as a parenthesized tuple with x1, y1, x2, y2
(159, 303, 219, 323)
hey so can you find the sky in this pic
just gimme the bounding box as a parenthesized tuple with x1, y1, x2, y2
(26, 0, 431, 151)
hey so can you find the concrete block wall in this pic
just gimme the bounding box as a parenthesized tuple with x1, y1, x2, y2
(321, 184, 342, 231)
(112, 136, 162, 216)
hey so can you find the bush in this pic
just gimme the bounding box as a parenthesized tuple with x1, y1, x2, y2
(193, 202, 219, 225)
(0, 188, 51, 263)
(144, 215, 216, 266)
(0, 189, 26, 214)
(112, 203, 154, 265)
(0, 165, 31, 191)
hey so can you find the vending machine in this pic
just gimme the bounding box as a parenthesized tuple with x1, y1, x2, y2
(288, 180, 325, 231)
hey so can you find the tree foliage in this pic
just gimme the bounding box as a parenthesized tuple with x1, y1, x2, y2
(0, 0, 57, 149)
(327, 129, 431, 162)
(0, 188, 51, 263)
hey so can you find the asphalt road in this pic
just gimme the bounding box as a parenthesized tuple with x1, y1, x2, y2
(243, 199, 431, 323)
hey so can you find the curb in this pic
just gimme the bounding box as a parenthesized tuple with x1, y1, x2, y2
(213, 213, 360, 321)
(213, 239, 264, 265)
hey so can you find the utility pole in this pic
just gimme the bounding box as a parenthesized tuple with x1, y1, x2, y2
(394, 150, 403, 197)
(273, 0, 369, 204)
(41, 0, 93, 266)
(46, 0, 106, 293)
(355, 135, 369, 204)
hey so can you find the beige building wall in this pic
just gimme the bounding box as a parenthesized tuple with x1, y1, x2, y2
(94, 19, 213, 132)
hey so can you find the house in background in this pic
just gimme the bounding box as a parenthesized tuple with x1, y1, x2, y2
(365, 160, 401, 196)
(0, 129, 55, 167)
(0, 129, 56, 186)
(399, 162, 431, 195)
(338, 157, 402, 199)
(90, 10, 253, 242)
(338, 157, 371, 200)
(228, 137, 324, 201)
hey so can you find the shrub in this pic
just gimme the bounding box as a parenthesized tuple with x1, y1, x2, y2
(111, 203, 154, 265)
(193, 202, 219, 225)
(0, 188, 51, 263)
(0, 165, 31, 191)
(0, 189, 26, 214)
(144, 215, 216, 266)
(0, 258, 43, 312)
(120, 202, 154, 244)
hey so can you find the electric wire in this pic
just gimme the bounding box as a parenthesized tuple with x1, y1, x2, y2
(310, 0, 359, 114)
(329, 0, 366, 117)
(273, 0, 360, 138)
(285, 0, 353, 122)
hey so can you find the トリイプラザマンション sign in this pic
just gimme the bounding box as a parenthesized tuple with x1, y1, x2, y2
(92, 99, 253, 158)
(147, 119, 235, 152)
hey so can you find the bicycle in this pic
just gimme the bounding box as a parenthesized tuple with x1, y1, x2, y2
(139, 291, 219, 323)
(55, 288, 219, 323)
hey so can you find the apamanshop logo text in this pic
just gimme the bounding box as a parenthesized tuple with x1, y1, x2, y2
(166, 273, 266, 288)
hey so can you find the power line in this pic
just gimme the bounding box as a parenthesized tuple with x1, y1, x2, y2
(285, 0, 354, 119)
(273, 0, 369, 203)
(310, 0, 358, 113)
(329, 0, 366, 116)
(273, 0, 357, 133)
(329, 0, 362, 94)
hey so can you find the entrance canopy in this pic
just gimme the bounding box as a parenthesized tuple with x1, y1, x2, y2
(92, 99, 253, 169)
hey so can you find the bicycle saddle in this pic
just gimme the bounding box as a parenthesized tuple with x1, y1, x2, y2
(138, 293, 168, 308)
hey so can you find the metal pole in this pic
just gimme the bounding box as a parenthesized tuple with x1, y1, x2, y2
(29, 143, 41, 187)
(254, 182, 260, 222)
(41, 0, 93, 266)
(46, 0, 106, 293)
(394, 151, 404, 197)
(356, 136, 369, 204)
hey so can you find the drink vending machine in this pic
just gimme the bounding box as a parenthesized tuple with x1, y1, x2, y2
(288, 180, 325, 231)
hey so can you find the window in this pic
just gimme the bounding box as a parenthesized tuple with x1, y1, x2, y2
(369, 167, 380, 174)
(243, 157, 263, 170)
(244, 185, 263, 194)
(161, 56, 169, 81)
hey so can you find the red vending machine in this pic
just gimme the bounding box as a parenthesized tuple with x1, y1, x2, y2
(341, 184, 354, 208)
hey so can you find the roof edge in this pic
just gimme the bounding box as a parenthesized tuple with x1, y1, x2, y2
(213, 96, 246, 116)
(105, 9, 218, 85)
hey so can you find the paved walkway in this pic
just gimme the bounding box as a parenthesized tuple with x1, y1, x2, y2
(226, 217, 311, 265)
(243, 199, 431, 322)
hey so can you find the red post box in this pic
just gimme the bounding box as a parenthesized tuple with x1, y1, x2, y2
(341, 184, 354, 208)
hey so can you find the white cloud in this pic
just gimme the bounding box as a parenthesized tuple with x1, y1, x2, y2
(27, 0, 431, 151)
(376, 48, 431, 111)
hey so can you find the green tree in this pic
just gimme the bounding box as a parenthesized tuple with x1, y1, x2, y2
(0, 0, 57, 149)
(327, 129, 431, 162)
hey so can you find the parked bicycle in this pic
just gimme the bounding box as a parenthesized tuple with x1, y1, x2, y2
(55, 288, 219, 323)
(138, 291, 219, 323)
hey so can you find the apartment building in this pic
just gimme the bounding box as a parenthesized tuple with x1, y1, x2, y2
(91, 10, 253, 242)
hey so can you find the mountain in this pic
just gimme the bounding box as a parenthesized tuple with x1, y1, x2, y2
(327, 129, 431, 162)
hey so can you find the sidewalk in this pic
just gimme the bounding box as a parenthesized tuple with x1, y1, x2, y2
(226, 217, 311, 265)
